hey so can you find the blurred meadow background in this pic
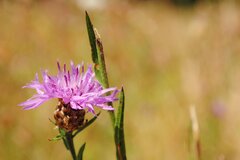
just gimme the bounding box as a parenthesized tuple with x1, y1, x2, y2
(1, 0, 240, 159)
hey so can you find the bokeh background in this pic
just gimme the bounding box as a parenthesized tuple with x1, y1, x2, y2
(1, 0, 240, 159)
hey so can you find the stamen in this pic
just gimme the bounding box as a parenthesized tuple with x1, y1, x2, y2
(64, 75, 68, 87)
(57, 61, 61, 72)
(47, 75, 54, 82)
(64, 64, 66, 73)
(68, 71, 71, 82)
(81, 64, 84, 73)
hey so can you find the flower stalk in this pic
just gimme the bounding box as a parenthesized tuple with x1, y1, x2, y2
(66, 132, 77, 160)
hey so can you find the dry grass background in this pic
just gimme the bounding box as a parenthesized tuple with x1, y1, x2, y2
(1, 0, 240, 159)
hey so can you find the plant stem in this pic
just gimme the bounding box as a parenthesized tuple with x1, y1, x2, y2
(66, 132, 77, 160)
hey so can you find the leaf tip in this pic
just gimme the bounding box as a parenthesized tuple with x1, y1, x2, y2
(77, 142, 87, 160)
(121, 86, 124, 92)
(85, 11, 89, 17)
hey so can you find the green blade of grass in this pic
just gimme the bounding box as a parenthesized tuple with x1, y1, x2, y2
(114, 87, 127, 160)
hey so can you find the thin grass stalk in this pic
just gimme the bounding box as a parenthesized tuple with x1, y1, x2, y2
(189, 105, 201, 160)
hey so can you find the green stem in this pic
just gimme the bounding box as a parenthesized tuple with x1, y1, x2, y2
(66, 132, 77, 160)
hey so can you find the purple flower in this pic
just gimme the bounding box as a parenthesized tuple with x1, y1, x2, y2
(19, 61, 118, 114)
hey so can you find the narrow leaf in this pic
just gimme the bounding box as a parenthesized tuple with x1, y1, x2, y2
(85, 12, 116, 126)
(77, 143, 86, 160)
(115, 87, 127, 160)
(73, 112, 100, 137)
(48, 134, 64, 141)
(94, 28, 116, 126)
(94, 28, 110, 89)
(85, 11, 98, 64)
(94, 65, 103, 84)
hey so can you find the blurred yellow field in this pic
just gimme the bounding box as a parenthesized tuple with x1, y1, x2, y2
(0, 0, 240, 159)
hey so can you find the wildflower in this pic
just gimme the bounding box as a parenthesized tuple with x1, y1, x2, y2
(19, 61, 118, 131)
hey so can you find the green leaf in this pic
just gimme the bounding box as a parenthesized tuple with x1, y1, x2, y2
(114, 87, 127, 160)
(94, 28, 116, 126)
(59, 128, 66, 136)
(95, 36, 109, 89)
(85, 11, 98, 64)
(73, 112, 101, 137)
(49, 128, 70, 151)
(49, 128, 66, 141)
(77, 143, 86, 160)
(48, 134, 65, 141)
(85, 12, 115, 126)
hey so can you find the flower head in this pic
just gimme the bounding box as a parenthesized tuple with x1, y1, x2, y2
(19, 61, 118, 114)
